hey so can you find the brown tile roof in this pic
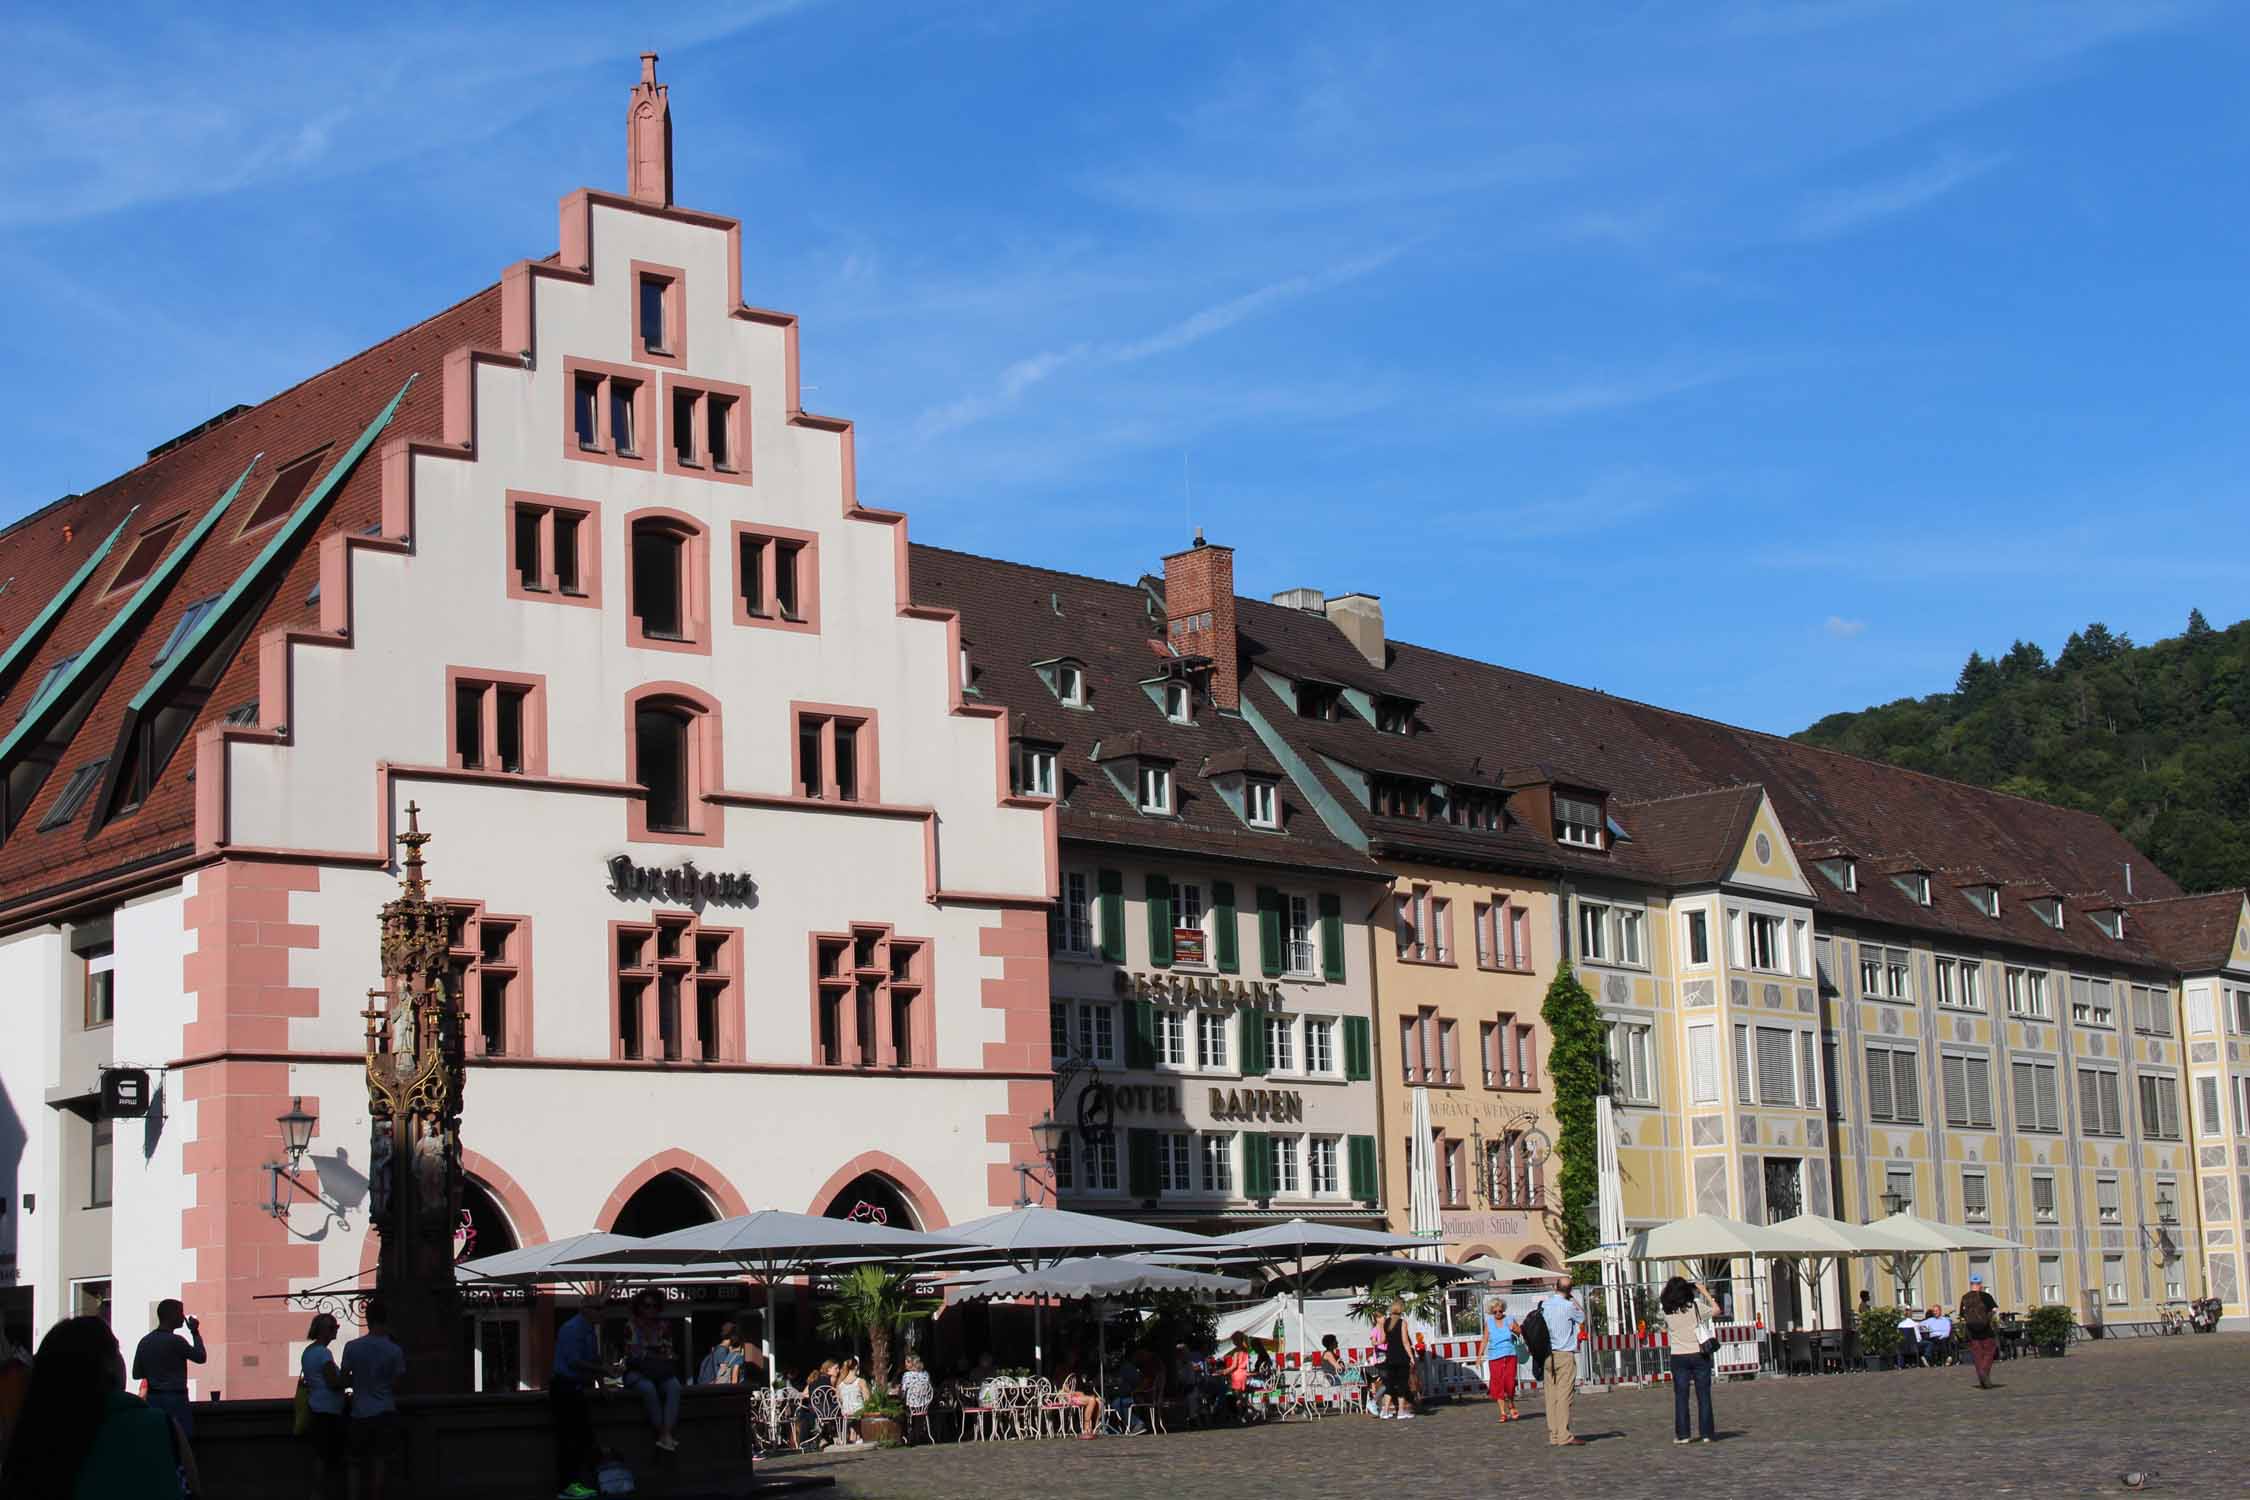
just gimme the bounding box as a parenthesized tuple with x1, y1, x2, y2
(905, 545, 1382, 882)
(0, 283, 503, 917)
(2122, 891, 2249, 973)
(1612, 785, 1765, 887)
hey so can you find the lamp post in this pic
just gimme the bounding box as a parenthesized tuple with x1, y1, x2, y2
(1015, 1110, 1066, 1207)
(262, 1098, 338, 1223)
(1880, 1188, 1908, 1217)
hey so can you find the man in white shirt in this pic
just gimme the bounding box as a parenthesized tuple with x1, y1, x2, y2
(1920, 1306, 1954, 1364)
(131, 1299, 206, 1436)
(1538, 1276, 1587, 1447)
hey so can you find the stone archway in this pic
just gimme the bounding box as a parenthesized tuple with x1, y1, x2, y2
(607, 1169, 720, 1238)
(822, 1171, 919, 1230)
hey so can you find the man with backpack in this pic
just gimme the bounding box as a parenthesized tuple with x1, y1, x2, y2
(1534, 1275, 1586, 1447)
(1957, 1274, 2001, 1389)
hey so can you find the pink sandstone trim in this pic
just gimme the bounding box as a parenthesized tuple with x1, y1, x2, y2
(596, 1148, 751, 1230)
(805, 1151, 950, 1230)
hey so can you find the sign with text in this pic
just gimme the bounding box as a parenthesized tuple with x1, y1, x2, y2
(607, 855, 755, 907)
(1115, 970, 1285, 1012)
(1209, 1087, 1305, 1124)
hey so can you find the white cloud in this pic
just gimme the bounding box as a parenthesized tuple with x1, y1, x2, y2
(1825, 615, 1869, 639)
(1489, 363, 1745, 422)
(1790, 148, 2009, 241)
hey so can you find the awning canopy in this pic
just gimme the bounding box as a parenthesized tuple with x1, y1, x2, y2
(1567, 1212, 1826, 1263)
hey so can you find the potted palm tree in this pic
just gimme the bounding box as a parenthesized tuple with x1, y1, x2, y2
(817, 1266, 940, 1443)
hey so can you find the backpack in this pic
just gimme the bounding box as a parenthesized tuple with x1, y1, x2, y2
(1959, 1292, 1995, 1339)
(1519, 1305, 1550, 1359)
(596, 1457, 636, 1497)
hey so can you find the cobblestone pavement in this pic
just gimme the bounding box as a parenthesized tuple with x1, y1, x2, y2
(762, 1336, 2250, 1498)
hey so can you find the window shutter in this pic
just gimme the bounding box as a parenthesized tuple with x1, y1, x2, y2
(1756, 1028, 1795, 1106)
(2200, 1075, 2223, 1135)
(2160, 1078, 2181, 1140)
(1126, 999, 1156, 1069)
(2035, 1065, 2059, 1133)
(1343, 1016, 1372, 1081)
(1865, 1047, 1894, 1121)
(1244, 1131, 1271, 1198)
(2011, 1061, 2036, 1131)
(1799, 1031, 1819, 1112)
(1965, 1057, 1993, 1129)
(1893, 1051, 1920, 1122)
(1942, 1054, 1969, 1127)
(1146, 874, 1174, 968)
(1733, 1024, 1753, 1105)
(1097, 869, 1125, 963)
(1687, 1025, 1718, 1104)
(2077, 1068, 2100, 1132)
(1213, 880, 1239, 974)
(1319, 891, 1345, 981)
(1128, 1128, 1159, 1199)
(1348, 1134, 1377, 1203)
(1257, 886, 1284, 978)
(1239, 1002, 1267, 1078)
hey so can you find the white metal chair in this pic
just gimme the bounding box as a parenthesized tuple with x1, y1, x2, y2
(806, 1384, 842, 1447)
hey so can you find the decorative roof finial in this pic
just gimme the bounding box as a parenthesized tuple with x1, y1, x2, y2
(398, 801, 431, 899)
(627, 51, 673, 207)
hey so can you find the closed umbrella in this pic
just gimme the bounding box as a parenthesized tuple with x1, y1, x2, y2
(1407, 1087, 1443, 1262)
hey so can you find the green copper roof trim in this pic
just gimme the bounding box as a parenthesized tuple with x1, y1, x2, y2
(0, 457, 260, 769)
(131, 373, 417, 717)
(0, 510, 138, 701)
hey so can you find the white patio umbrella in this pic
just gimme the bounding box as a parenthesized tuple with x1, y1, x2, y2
(1565, 1211, 1821, 1263)
(1191, 1219, 1439, 1374)
(1764, 1213, 1920, 1334)
(952, 1256, 1252, 1403)
(1861, 1210, 2025, 1305)
(565, 1209, 970, 1397)
(1407, 1086, 1443, 1263)
(1462, 1254, 1570, 1284)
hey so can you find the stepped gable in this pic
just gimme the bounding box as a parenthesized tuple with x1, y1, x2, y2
(2124, 890, 2249, 972)
(0, 284, 503, 916)
(906, 544, 1377, 879)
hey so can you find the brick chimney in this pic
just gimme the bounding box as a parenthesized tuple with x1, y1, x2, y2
(1162, 531, 1238, 709)
(627, 53, 673, 207)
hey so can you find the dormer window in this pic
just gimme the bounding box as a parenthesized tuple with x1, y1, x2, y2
(1247, 778, 1279, 829)
(1555, 793, 1605, 850)
(1015, 743, 1058, 799)
(1295, 682, 1345, 721)
(2031, 896, 2063, 929)
(1893, 871, 1932, 906)
(1374, 697, 1414, 735)
(1164, 681, 1193, 724)
(1816, 857, 1858, 893)
(2091, 908, 2124, 940)
(1137, 764, 1174, 815)
(1446, 788, 1502, 832)
(1056, 662, 1086, 707)
(1966, 885, 2000, 918)
(1370, 775, 1428, 819)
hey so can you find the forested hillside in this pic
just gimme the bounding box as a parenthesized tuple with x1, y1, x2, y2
(1795, 611, 2250, 894)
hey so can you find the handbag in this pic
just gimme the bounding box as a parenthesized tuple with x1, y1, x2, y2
(292, 1377, 312, 1437)
(1695, 1319, 1719, 1358)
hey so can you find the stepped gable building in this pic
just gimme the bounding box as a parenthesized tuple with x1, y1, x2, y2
(1223, 579, 2226, 1322)
(0, 58, 1057, 1387)
(909, 541, 1391, 1232)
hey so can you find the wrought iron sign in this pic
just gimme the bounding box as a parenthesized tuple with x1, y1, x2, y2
(607, 854, 755, 906)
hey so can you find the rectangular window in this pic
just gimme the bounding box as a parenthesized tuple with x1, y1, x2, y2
(1266, 1015, 1296, 1073)
(2096, 1174, 2121, 1223)
(450, 675, 538, 775)
(1197, 1011, 1230, 1071)
(2011, 1060, 2062, 1133)
(1436, 1018, 1459, 1085)
(1157, 1008, 1188, 1067)
(1270, 1136, 1302, 1196)
(1823, 1038, 1842, 1118)
(1865, 1045, 1921, 1123)
(1960, 1171, 1989, 1222)
(82, 941, 115, 1027)
(1885, 1166, 1916, 1214)
(1051, 1001, 1069, 1063)
(1247, 779, 1279, 828)
(1081, 1133, 1119, 1192)
(619, 915, 736, 1063)
(1305, 1018, 1335, 1075)
(449, 904, 532, 1057)
(2138, 1074, 2182, 1140)
(1175, 883, 1208, 968)
(150, 596, 220, 668)
(1939, 1053, 1994, 1128)
(1017, 744, 1058, 798)
(1555, 793, 1604, 848)
(1755, 1026, 1797, 1107)
(1746, 913, 1783, 972)
(2038, 1254, 2062, 1303)
(2103, 1254, 2125, 1305)
(1429, 897, 1452, 962)
(566, 362, 649, 461)
(795, 710, 871, 802)
(663, 377, 750, 479)
(2004, 967, 2049, 1019)
(1935, 958, 1984, 1010)
(243, 450, 325, 532)
(1687, 1024, 1719, 1105)
(1684, 909, 1711, 967)
(1579, 901, 1609, 962)
(2071, 976, 2115, 1027)
(1159, 1133, 1194, 1194)
(2130, 983, 2172, 1037)
(39, 760, 108, 833)
(88, 1117, 112, 1209)
(507, 496, 597, 602)
(1164, 681, 1193, 724)
(2199, 1074, 2223, 1135)
(1060, 872, 1093, 955)
(1616, 908, 1644, 967)
(1799, 1030, 1821, 1112)
(1310, 1136, 1339, 1196)
(1078, 1002, 1117, 1065)
(1440, 1136, 1464, 1208)
(734, 527, 816, 629)
(2077, 1067, 2124, 1136)
(1137, 764, 1174, 815)
(639, 273, 672, 354)
(1857, 944, 1912, 1001)
(1734, 1023, 1753, 1105)
(1200, 1133, 1234, 1193)
(1607, 1020, 1655, 1105)
(1285, 894, 1316, 975)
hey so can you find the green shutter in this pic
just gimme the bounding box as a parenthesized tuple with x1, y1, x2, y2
(1126, 1000, 1156, 1068)
(1319, 891, 1345, 981)
(1243, 1132, 1271, 1199)
(1343, 1016, 1372, 1081)
(1257, 886, 1284, 978)
(1348, 1135, 1378, 1204)
(1146, 873, 1174, 968)
(1097, 869, 1125, 963)
(1128, 1128, 1160, 1199)
(1213, 881, 1239, 974)
(1239, 1002, 1266, 1078)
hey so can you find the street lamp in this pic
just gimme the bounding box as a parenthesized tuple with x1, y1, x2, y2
(263, 1098, 345, 1228)
(278, 1098, 317, 1170)
(1015, 1110, 1067, 1207)
(1880, 1188, 1908, 1217)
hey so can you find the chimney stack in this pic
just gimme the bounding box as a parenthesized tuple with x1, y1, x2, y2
(627, 53, 673, 207)
(1161, 533, 1238, 709)
(1325, 592, 1385, 669)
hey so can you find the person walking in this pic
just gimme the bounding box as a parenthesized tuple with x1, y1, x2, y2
(130, 1298, 207, 1439)
(301, 1312, 350, 1499)
(1957, 1275, 2001, 1390)
(550, 1297, 609, 1500)
(341, 1298, 407, 1500)
(1659, 1277, 1719, 1445)
(1482, 1298, 1521, 1424)
(1377, 1302, 1415, 1420)
(0, 1315, 199, 1500)
(1538, 1275, 1586, 1447)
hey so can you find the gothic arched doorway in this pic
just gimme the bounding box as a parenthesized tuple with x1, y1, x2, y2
(610, 1169, 719, 1238)
(822, 1172, 919, 1231)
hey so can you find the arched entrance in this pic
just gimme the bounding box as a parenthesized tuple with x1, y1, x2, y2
(821, 1171, 919, 1230)
(610, 1169, 720, 1238)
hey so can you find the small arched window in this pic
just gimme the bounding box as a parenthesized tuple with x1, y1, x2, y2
(627, 686, 722, 844)
(626, 511, 709, 652)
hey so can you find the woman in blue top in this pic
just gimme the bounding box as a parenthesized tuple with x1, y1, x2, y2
(1482, 1298, 1522, 1423)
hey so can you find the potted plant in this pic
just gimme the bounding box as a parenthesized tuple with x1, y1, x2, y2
(816, 1265, 941, 1396)
(857, 1389, 906, 1446)
(1857, 1304, 1902, 1370)
(2024, 1303, 2075, 1357)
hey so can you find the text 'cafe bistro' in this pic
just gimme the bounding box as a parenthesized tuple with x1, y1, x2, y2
(1050, 967, 1388, 1230)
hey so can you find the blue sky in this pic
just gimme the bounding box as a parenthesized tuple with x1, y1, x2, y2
(3, 0, 2245, 734)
